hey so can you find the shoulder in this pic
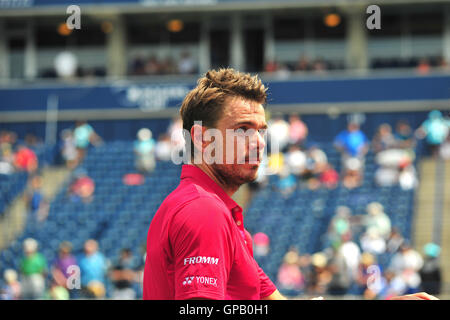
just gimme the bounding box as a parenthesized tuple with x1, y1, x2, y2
(172, 195, 232, 229)
(168, 195, 234, 244)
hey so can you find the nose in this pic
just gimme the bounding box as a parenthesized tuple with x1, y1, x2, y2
(249, 129, 266, 152)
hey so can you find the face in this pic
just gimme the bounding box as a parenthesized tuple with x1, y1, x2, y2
(208, 97, 267, 188)
(84, 240, 97, 255)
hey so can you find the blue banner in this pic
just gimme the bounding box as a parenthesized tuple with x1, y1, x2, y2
(0, 74, 449, 112)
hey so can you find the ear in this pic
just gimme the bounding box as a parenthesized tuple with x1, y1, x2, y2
(190, 123, 207, 154)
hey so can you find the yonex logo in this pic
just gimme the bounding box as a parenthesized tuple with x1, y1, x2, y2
(183, 276, 194, 286)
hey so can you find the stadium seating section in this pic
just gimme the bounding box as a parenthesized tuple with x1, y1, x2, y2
(0, 137, 418, 298)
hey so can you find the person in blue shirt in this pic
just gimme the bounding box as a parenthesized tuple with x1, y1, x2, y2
(416, 110, 450, 158)
(73, 120, 102, 164)
(333, 122, 369, 188)
(78, 239, 107, 299)
(333, 122, 369, 159)
(133, 128, 156, 174)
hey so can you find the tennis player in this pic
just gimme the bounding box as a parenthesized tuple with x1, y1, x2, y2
(143, 68, 438, 301)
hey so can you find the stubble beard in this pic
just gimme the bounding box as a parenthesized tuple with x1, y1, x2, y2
(213, 163, 259, 190)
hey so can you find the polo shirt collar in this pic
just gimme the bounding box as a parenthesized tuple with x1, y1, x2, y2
(180, 164, 243, 215)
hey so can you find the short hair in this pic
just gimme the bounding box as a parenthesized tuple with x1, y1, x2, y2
(179, 68, 267, 158)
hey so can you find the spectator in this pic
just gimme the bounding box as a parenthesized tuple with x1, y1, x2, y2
(326, 247, 352, 296)
(14, 145, 38, 174)
(285, 144, 306, 178)
(356, 253, 384, 299)
(252, 232, 270, 257)
(155, 133, 173, 162)
(312, 59, 327, 74)
(307, 252, 332, 295)
(388, 242, 423, 294)
(267, 151, 284, 175)
(374, 122, 415, 169)
(1, 269, 21, 300)
(19, 238, 48, 299)
(78, 239, 107, 299)
(161, 56, 177, 75)
(130, 54, 146, 75)
(178, 51, 196, 74)
(416, 58, 431, 75)
(374, 165, 398, 187)
(372, 123, 397, 154)
(336, 233, 361, 286)
(44, 281, 69, 300)
(360, 227, 387, 256)
(69, 169, 95, 203)
(277, 248, 305, 294)
(73, 120, 102, 164)
(440, 133, 450, 160)
(386, 228, 405, 254)
(327, 206, 352, 249)
(0, 131, 16, 174)
(60, 129, 78, 169)
(419, 243, 442, 295)
(272, 62, 291, 79)
(144, 55, 160, 75)
(24, 133, 41, 148)
(268, 116, 290, 153)
(394, 120, 415, 150)
(307, 145, 328, 174)
(288, 115, 308, 146)
(333, 121, 369, 164)
(362, 202, 391, 240)
(398, 162, 418, 190)
(167, 117, 185, 156)
(25, 175, 49, 223)
(264, 60, 279, 73)
(320, 163, 339, 189)
(134, 128, 156, 174)
(334, 122, 369, 189)
(109, 248, 139, 300)
(277, 168, 297, 197)
(51, 241, 78, 298)
(342, 157, 364, 189)
(294, 55, 311, 71)
(415, 110, 450, 158)
(374, 126, 416, 188)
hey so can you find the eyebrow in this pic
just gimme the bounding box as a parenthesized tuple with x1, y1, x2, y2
(234, 121, 268, 129)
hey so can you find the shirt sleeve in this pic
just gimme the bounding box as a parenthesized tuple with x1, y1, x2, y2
(243, 229, 277, 299)
(257, 262, 277, 299)
(169, 197, 235, 300)
(333, 132, 344, 147)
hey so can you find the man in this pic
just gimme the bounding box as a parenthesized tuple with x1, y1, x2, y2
(143, 68, 437, 301)
(79, 239, 107, 299)
(109, 248, 139, 300)
(143, 68, 283, 300)
(20, 238, 47, 299)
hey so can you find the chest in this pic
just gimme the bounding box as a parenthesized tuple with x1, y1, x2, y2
(225, 227, 261, 299)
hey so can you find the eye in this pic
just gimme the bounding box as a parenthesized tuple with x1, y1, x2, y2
(234, 126, 248, 134)
(258, 129, 267, 136)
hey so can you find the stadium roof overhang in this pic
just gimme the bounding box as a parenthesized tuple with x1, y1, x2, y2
(0, 0, 449, 17)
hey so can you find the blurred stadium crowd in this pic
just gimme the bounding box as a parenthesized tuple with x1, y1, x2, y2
(0, 109, 449, 300)
(1, 0, 450, 301)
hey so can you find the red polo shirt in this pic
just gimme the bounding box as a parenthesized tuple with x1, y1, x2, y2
(143, 164, 277, 300)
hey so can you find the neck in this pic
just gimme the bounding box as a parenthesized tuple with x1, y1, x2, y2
(193, 162, 239, 197)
